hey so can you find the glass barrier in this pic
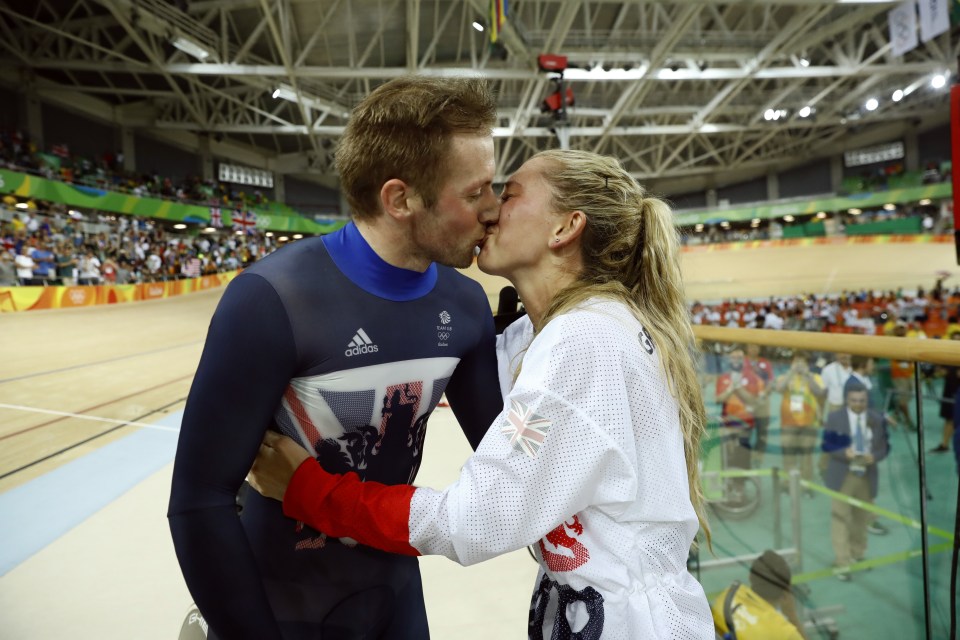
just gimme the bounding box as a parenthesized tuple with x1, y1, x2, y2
(691, 341, 955, 640)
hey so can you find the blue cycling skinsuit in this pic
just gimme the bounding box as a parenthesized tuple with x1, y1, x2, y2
(168, 222, 502, 639)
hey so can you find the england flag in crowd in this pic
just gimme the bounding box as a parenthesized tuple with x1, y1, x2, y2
(209, 207, 223, 228)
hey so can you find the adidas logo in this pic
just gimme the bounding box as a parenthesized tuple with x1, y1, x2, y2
(344, 328, 379, 357)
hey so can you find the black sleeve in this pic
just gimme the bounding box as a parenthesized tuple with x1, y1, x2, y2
(443, 303, 503, 450)
(167, 274, 297, 640)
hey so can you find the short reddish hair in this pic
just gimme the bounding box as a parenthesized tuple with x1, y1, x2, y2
(335, 76, 496, 220)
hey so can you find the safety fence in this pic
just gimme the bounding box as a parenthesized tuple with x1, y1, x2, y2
(692, 326, 960, 640)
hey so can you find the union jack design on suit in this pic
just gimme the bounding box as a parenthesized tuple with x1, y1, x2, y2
(501, 399, 551, 458)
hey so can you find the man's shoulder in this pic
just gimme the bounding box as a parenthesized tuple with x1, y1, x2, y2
(434, 266, 489, 307)
(243, 237, 329, 277)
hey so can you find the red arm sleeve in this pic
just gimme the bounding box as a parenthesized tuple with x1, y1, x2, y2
(282, 458, 421, 557)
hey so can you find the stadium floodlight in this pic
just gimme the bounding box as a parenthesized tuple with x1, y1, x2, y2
(892, 89, 904, 102)
(865, 98, 878, 111)
(472, 22, 484, 32)
(171, 36, 211, 61)
(931, 74, 947, 89)
(798, 106, 812, 118)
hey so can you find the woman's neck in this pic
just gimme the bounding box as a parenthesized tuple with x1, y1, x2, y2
(513, 268, 578, 331)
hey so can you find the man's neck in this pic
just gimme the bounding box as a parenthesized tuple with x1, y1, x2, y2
(354, 218, 430, 273)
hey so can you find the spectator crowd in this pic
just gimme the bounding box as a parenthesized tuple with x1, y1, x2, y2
(0, 200, 275, 287)
(0, 128, 282, 216)
(691, 277, 959, 339)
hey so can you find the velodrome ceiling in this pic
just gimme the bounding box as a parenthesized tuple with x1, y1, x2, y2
(0, 0, 955, 195)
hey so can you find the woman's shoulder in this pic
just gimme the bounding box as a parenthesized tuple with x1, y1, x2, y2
(547, 297, 638, 336)
(534, 299, 641, 359)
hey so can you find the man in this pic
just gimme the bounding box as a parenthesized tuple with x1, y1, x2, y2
(819, 352, 851, 419)
(711, 550, 806, 639)
(844, 355, 875, 404)
(889, 321, 918, 430)
(744, 343, 774, 461)
(821, 383, 889, 581)
(716, 346, 764, 501)
(775, 354, 824, 493)
(168, 77, 504, 640)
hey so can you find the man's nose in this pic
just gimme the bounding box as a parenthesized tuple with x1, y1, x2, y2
(479, 190, 500, 224)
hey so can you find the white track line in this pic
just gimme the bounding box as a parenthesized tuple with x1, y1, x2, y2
(0, 403, 181, 433)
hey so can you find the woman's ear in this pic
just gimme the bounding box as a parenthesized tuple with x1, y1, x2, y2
(551, 210, 586, 249)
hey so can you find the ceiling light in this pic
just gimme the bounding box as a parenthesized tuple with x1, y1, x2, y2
(882, 203, 896, 211)
(816, 211, 827, 219)
(203, 227, 216, 233)
(751, 218, 761, 227)
(932, 74, 947, 89)
(171, 36, 211, 61)
(798, 106, 811, 118)
(720, 221, 730, 228)
(799, 57, 810, 67)
(764, 108, 775, 121)
(848, 208, 862, 215)
(865, 98, 878, 111)
(919, 199, 932, 205)
(293, 234, 303, 239)
(266, 231, 274, 237)
(279, 236, 290, 242)
(271, 83, 350, 118)
(694, 224, 704, 232)
(174, 223, 187, 229)
(892, 89, 904, 102)
(15, 202, 27, 209)
(235, 230, 243, 235)
(472, 21, 484, 32)
(783, 215, 795, 222)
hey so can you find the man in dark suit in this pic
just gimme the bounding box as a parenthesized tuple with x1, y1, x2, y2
(821, 382, 889, 581)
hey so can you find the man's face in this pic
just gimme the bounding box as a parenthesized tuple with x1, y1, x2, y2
(728, 350, 744, 370)
(846, 390, 868, 414)
(837, 353, 852, 368)
(409, 134, 498, 269)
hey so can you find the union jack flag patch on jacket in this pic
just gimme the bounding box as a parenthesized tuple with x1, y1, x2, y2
(501, 399, 552, 458)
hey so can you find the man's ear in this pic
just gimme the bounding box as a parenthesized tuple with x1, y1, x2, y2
(380, 179, 418, 222)
(550, 210, 586, 249)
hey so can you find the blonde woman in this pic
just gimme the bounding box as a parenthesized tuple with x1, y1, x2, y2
(250, 150, 713, 639)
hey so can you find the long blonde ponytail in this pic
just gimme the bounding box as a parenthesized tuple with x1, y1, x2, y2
(532, 149, 711, 547)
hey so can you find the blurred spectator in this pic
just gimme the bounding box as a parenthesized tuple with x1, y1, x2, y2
(55, 241, 77, 285)
(932, 329, 960, 453)
(711, 550, 806, 639)
(763, 307, 784, 330)
(745, 343, 775, 461)
(775, 354, 825, 492)
(14, 245, 35, 283)
(888, 322, 917, 430)
(820, 353, 852, 418)
(845, 355, 877, 408)
(31, 243, 56, 282)
(77, 248, 101, 285)
(716, 346, 765, 502)
(821, 383, 890, 581)
(0, 250, 16, 286)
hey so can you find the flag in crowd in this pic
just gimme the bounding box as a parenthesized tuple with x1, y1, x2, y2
(209, 207, 223, 228)
(51, 143, 70, 158)
(489, 0, 507, 43)
(183, 258, 201, 278)
(232, 208, 257, 234)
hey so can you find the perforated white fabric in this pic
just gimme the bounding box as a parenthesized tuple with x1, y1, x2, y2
(409, 298, 713, 639)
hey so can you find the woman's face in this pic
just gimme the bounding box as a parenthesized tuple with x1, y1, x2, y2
(477, 157, 559, 280)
